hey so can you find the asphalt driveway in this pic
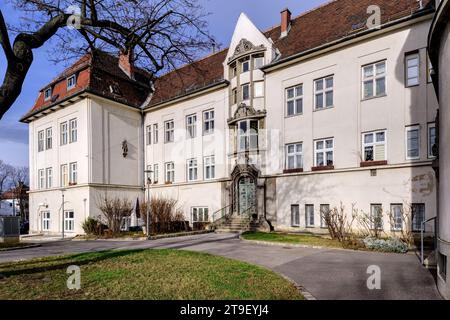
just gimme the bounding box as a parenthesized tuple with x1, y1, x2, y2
(0, 233, 442, 300)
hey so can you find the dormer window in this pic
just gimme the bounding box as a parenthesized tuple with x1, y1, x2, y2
(44, 88, 52, 101)
(67, 75, 76, 90)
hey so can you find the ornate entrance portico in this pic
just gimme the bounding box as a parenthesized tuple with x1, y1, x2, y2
(230, 163, 259, 218)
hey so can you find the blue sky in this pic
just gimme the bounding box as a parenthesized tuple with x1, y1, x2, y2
(0, 0, 327, 167)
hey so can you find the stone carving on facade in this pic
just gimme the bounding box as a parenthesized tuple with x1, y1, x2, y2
(228, 38, 265, 63)
(122, 140, 128, 158)
(228, 103, 266, 125)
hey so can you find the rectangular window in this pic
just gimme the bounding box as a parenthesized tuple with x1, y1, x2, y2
(254, 81, 264, 98)
(314, 76, 333, 109)
(187, 158, 198, 181)
(146, 125, 152, 145)
(305, 204, 315, 227)
(203, 110, 215, 135)
(45, 127, 52, 150)
(370, 204, 383, 230)
(439, 253, 447, 281)
(60, 122, 68, 146)
(428, 123, 436, 158)
(238, 119, 258, 152)
(38, 130, 45, 152)
(165, 162, 175, 183)
(186, 114, 197, 139)
(153, 124, 159, 144)
(192, 207, 209, 222)
(363, 130, 386, 162)
(153, 164, 159, 184)
(38, 169, 45, 189)
(42, 211, 51, 231)
(44, 88, 52, 101)
(69, 119, 77, 143)
(67, 75, 76, 90)
(204, 155, 215, 180)
(254, 56, 264, 69)
(69, 162, 77, 185)
(427, 55, 434, 83)
(291, 204, 300, 227)
(64, 211, 75, 232)
(320, 204, 330, 228)
(406, 126, 420, 160)
(286, 85, 303, 116)
(241, 60, 250, 73)
(363, 61, 386, 99)
(286, 143, 303, 170)
(391, 204, 403, 231)
(412, 203, 425, 232)
(46, 167, 53, 189)
(406, 53, 420, 87)
(60, 164, 68, 187)
(232, 88, 238, 104)
(315, 138, 334, 167)
(164, 120, 174, 143)
(242, 84, 250, 101)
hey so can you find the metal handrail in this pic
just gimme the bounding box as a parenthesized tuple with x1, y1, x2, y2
(212, 204, 232, 223)
(421, 216, 437, 265)
(239, 205, 257, 219)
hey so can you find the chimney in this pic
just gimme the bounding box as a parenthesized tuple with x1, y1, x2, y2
(119, 48, 134, 79)
(280, 8, 292, 38)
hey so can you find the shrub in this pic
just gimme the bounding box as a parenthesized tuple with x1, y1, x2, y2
(323, 202, 357, 243)
(82, 217, 107, 236)
(363, 237, 408, 253)
(97, 195, 133, 235)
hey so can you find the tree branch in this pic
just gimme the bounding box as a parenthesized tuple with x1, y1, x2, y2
(0, 10, 14, 61)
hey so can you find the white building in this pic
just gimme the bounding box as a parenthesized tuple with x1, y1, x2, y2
(21, 0, 439, 237)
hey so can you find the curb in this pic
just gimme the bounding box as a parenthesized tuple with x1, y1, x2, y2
(0, 244, 41, 252)
(239, 237, 329, 250)
(148, 230, 214, 240)
(278, 273, 317, 300)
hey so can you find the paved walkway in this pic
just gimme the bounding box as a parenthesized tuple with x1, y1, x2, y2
(0, 233, 442, 300)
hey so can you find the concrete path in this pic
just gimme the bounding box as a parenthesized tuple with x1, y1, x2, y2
(0, 233, 442, 300)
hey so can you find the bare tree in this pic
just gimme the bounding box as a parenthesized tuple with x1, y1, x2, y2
(323, 202, 357, 243)
(10, 166, 29, 221)
(96, 194, 133, 235)
(140, 196, 187, 234)
(0, 160, 14, 199)
(0, 0, 214, 119)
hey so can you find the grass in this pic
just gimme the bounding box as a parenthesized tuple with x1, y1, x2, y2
(242, 231, 344, 248)
(0, 249, 303, 300)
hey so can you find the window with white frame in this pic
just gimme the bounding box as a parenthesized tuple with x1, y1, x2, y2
(405, 53, 420, 87)
(241, 60, 250, 73)
(146, 125, 152, 145)
(314, 138, 334, 167)
(64, 211, 75, 232)
(204, 155, 215, 180)
(291, 204, 300, 227)
(286, 84, 303, 116)
(363, 130, 386, 162)
(38, 130, 45, 152)
(391, 204, 403, 231)
(192, 207, 209, 222)
(370, 204, 383, 230)
(46, 167, 53, 189)
(314, 76, 333, 109)
(320, 204, 330, 228)
(69, 118, 77, 143)
(165, 162, 174, 183)
(254, 81, 264, 98)
(186, 114, 197, 139)
(67, 75, 76, 90)
(60, 164, 68, 187)
(242, 83, 250, 101)
(363, 61, 386, 99)
(187, 158, 198, 181)
(60, 122, 68, 145)
(45, 127, 52, 150)
(203, 110, 214, 135)
(305, 204, 315, 227)
(44, 88, 52, 101)
(428, 123, 436, 158)
(406, 126, 420, 160)
(412, 203, 425, 232)
(153, 164, 159, 183)
(42, 211, 50, 231)
(69, 162, 77, 184)
(427, 55, 434, 83)
(254, 56, 264, 69)
(238, 119, 258, 152)
(153, 124, 159, 144)
(164, 120, 174, 143)
(38, 169, 45, 189)
(286, 143, 303, 170)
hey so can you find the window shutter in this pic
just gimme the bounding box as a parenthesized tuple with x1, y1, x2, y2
(374, 144, 385, 161)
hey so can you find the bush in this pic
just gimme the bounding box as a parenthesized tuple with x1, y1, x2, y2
(82, 217, 107, 236)
(97, 195, 133, 235)
(363, 237, 408, 253)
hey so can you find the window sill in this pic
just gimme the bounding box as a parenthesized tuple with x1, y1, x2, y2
(283, 168, 304, 174)
(285, 113, 303, 119)
(360, 160, 388, 167)
(311, 165, 334, 172)
(164, 181, 173, 185)
(361, 94, 387, 101)
(313, 106, 334, 112)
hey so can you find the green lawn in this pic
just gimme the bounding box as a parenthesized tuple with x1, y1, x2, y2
(242, 231, 343, 248)
(0, 249, 303, 300)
